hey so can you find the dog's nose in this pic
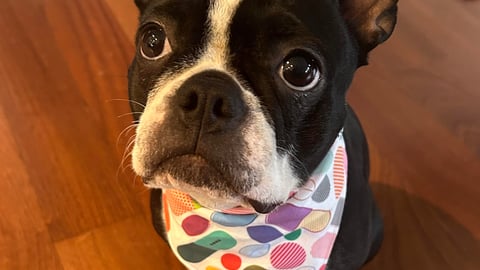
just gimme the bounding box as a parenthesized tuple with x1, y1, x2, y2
(174, 71, 247, 133)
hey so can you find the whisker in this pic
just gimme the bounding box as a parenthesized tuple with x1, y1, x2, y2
(116, 162, 125, 182)
(117, 112, 143, 118)
(123, 163, 134, 172)
(117, 135, 137, 178)
(116, 158, 134, 182)
(109, 98, 145, 186)
(123, 135, 137, 159)
(121, 152, 134, 173)
(108, 98, 146, 109)
(120, 139, 136, 166)
(116, 124, 138, 148)
(278, 144, 308, 178)
(119, 124, 137, 138)
(138, 185, 151, 195)
(125, 134, 137, 149)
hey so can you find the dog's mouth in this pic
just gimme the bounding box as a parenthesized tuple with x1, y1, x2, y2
(246, 199, 281, 214)
(148, 154, 246, 192)
(143, 154, 284, 214)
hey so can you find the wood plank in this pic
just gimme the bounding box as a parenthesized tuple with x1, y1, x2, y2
(103, 0, 139, 42)
(55, 215, 183, 270)
(348, 0, 480, 268)
(364, 183, 480, 270)
(0, 0, 144, 243)
(0, 108, 62, 269)
(348, 0, 480, 235)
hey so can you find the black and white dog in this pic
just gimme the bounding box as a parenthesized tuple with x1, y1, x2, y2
(128, 0, 397, 269)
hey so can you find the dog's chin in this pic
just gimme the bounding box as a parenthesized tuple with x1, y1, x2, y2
(145, 175, 248, 212)
(150, 179, 281, 214)
(143, 155, 284, 213)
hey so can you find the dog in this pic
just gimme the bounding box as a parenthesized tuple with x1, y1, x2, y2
(127, 0, 398, 269)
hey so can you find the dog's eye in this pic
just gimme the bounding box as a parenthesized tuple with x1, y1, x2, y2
(140, 23, 171, 60)
(280, 52, 321, 91)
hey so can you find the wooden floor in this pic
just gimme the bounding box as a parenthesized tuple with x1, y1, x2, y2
(0, 0, 478, 269)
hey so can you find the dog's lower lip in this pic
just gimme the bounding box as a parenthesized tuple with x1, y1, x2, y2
(157, 154, 203, 167)
(145, 154, 236, 189)
(247, 198, 280, 214)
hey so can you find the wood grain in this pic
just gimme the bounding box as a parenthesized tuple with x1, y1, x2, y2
(0, 0, 478, 269)
(55, 215, 181, 270)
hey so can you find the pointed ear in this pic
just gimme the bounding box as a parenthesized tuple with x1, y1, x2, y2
(134, 0, 151, 11)
(340, 0, 398, 65)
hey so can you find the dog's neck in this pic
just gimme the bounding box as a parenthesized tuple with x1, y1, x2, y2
(162, 131, 348, 269)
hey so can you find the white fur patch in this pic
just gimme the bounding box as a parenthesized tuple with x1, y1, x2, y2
(132, 0, 300, 209)
(203, 0, 242, 66)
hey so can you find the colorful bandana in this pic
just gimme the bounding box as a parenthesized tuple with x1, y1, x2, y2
(162, 131, 347, 270)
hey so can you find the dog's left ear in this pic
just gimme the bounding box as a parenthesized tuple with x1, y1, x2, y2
(134, 0, 151, 12)
(339, 0, 398, 66)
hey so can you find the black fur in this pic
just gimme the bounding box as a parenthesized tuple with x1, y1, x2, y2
(128, 1, 397, 269)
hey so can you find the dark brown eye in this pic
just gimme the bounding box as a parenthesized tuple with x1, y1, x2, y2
(140, 23, 171, 60)
(280, 52, 321, 91)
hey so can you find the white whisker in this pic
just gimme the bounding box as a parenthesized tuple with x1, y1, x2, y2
(108, 98, 146, 109)
(117, 133, 137, 180)
(117, 112, 143, 119)
(278, 144, 308, 178)
(137, 185, 151, 195)
(116, 124, 138, 148)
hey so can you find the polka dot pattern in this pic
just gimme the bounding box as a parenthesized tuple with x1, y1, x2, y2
(310, 233, 336, 259)
(182, 215, 209, 236)
(243, 266, 266, 270)
(299, 210, 331, 233)
(239, 244, 270, 258)
(165, 131, 348, 269)
(221, 253, 242, 270)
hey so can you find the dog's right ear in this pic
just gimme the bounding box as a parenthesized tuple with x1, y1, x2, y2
(339, 0, 398, 66)
(134, 0, 151, 11)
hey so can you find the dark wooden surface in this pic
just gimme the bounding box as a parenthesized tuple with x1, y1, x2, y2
(0, 0, 478, 269)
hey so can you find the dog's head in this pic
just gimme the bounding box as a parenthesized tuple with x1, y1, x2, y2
(128, 0, 397, 213)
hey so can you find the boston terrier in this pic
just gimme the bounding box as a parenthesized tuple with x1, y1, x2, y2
(127, 0, 398, 269)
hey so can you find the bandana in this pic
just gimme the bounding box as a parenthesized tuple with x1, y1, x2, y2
(162, 131, 347, 270)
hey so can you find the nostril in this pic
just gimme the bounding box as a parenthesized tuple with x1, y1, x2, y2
(174, 71, 247, 131)
(213, 98, 228, 118)
(180, 91, 199, 112)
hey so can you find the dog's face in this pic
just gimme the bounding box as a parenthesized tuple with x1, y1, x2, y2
(129, 0, 397, 213)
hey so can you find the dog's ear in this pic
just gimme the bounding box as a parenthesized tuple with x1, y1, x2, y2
(339, 0, 398, 66)
(134, 0, 151, 11)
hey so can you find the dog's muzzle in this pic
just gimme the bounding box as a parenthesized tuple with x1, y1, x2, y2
(140, 70, 254, 195)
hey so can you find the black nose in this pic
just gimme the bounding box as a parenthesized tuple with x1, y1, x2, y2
(174, 71, 247, 133)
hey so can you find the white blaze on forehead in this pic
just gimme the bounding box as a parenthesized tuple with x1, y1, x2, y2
(201, 0, 243, 68)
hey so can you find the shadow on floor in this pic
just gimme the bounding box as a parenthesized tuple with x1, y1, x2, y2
(364, 183, 479, 270)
